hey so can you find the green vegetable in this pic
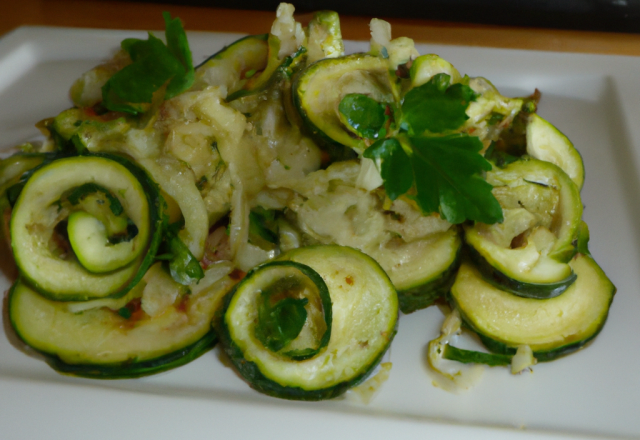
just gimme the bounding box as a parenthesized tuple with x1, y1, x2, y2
(338, 93, 387, 140)
(101, 12, 194, 114)
(256, 295, 309, 353)
(221, 245, 396, 400)
(363, 138, 411, 200)
(162, 221, 204, 286)
(365, 134, 502, 224)
(450, 255, 615, 361)
(66, 182, 124, 216)
(342, 73, 502, 224)
(443, 345, 512, 367)
(401, 73, 476, 135)
(9, 279, 225, 379)
(10, 154, 165, 301)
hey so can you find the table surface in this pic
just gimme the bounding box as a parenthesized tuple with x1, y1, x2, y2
(3, 0, 640, 56)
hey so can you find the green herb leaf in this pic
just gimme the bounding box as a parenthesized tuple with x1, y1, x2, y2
(162, 11, 195, 99)
(401, 73, 476, 134)
(161, 221, 204, 285)
(338, 93, 387, 140)
(249, 208, 279, 245)
(256, 290, 309, 353)
(118, 307, 132, 320)
(409, 134, 503, 224)
(101, 13, 194, 114)
(363, 138, 412, 200)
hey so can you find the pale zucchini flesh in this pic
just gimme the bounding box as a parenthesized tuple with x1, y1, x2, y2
(9, 277, 234, 378)
(10, 154, 161, 301)
(221, 245, 398, 400)
(450, 254, 615, 359)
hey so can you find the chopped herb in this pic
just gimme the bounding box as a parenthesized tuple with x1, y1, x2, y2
(487, 112, 504, 126)
(101, 13, 194, 115)
(401, 73, 476, 135)
(118, 307, 132, 319)
(351, 73, 503, 224)
(160, 220, 204, 285)
(255, 277, 309, 353)
(196, 175, 208, 190)
(338, 93, 387, 140)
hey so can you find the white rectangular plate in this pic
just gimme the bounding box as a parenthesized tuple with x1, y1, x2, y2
(1, 26, 639, 440)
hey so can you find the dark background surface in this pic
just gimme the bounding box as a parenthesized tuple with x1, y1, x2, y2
(132, 0, 640, 33)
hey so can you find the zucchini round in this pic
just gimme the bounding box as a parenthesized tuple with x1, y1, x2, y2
(526, 113, 585, 191)
(221, 245, 398, 400)
(8, 277, 232, 378)
(10, 154, 164, 301)
(193, 34, 269, 94)
(450, 254, 615, 361)
(374, 227, 462, 313)
(464, 157, 582, 294)
(293, 53, 395, 156)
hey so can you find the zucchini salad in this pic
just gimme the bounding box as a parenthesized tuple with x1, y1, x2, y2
(0, 4, 614, 399)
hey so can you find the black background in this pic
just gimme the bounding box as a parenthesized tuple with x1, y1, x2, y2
(132, 0, 640, 33)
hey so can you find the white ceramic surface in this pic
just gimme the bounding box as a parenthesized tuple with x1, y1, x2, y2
(0, 26, 639, 440)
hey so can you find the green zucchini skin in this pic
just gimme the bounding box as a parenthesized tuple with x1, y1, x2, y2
(8, 275, 230, 378)
(220, 245, 398, 400)
(293, 53, 393, 161)
(397, 246, 461, 314)
(11, 153, 165, 301)
(450, 254, 615, 362)
(42, 331, 217, 379)
(220, 322, 388, 400)
(195, 33, 269, 70)
(467, 246, 577, 299)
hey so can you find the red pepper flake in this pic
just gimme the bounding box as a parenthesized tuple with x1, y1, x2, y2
(119, 298, 145, 329)
(176, 295, 189, 313)
(319, 150, 331, 166)
(229, 268, 246, 281)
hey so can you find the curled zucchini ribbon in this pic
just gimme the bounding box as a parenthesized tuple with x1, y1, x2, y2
(228, 261, 332, 362)
(10, 153, 164, 301)
(221, 245, 398, 401)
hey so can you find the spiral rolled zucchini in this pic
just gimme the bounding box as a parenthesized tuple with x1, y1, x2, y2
(10, 154, 164, 301)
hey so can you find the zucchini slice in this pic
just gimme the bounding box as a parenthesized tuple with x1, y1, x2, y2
(450, 254, 615, 361)
(193, 34, 269, 94)
(373, 227, 462, 314)
(8, 277, 233, 378)
(293, 53, 395, 156)
(221, 245, 398, 400)
(10, 154, 164, 301)
(464, 157, 582, 296)
(527, 113, 585, 191)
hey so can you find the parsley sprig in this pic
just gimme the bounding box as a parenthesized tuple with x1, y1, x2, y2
(341, 73, 503, 225)
(101, 12, 194, 115)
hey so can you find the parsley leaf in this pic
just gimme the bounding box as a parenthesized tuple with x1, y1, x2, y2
(408, 134, 503, 224)
(339, 73, 503, 225)
(255, 277, 309, 353)
(401, 73, 476, 134)
(101, 13, 194, 114)
(338, 94, 386, 140)
(162, 11, 195, 99)
(160, 220, 204, 285)
(363, 138, 412, 200)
